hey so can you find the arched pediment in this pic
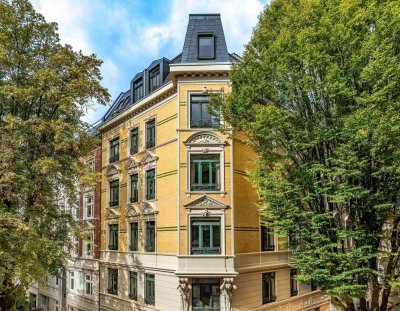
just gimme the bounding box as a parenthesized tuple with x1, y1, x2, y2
(126, 206, 139, 218)
(142, 202, 158, 215)
(105, 164, 120, 179)
(184, 132, 225, 146)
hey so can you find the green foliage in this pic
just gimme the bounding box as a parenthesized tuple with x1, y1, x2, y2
(0, 0, 109, 308)
(213, 0, 400, 309)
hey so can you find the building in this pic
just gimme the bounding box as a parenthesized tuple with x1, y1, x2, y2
(28, 138, 102, 311)
(97, 13, 330, 311)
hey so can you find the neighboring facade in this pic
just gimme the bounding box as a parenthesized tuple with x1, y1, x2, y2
(98, 13, 330, 311)
(28, 143, 102, 311)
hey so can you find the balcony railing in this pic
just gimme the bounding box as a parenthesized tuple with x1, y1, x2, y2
(130, 196, 138, 203)
(193, 307, 220, 311)
(190, 118, 219, 128)
(190, 183, 220, 191)
(109, 155, 119, 163)
(191, 246, 221, 255)
(146, 138, 155, 149)
(109, 200, 119, 207)
(108, 244, 118, 251)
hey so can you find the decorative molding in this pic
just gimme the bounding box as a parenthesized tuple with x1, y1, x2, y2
(125, 157, 139, 174)
(141, 202, 158, 216)
(126, 206, 139, 219)
(184, 195, 228, 209)
(104, 164, 120, 180)
(177, 278, 191, 311)
(140, 151, 158, 165)
(106, 208, 120, 220)
(220, 278, 236, 311)
(184, 131, 225, 147)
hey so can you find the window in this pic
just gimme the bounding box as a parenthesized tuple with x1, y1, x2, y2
(129, 272, 138, 300)
(190, 95, 219, 128)
(130, 128, 139, 155)
(109, 138, 119, 163)
(72, 236, 79, 257)
(55, 300, 59, 311)
(146, 169, 156, 200)
(107, 268, 118, 295)
(109, 180, 119, 207)
(190, 154, 220, 191)
(85, 195, 93, 218)
(191, 219, 221, 254)
(261, 226, 275, 251)
(262, 272, 276, 304)
(134, 79, 144, 102)
(145, 274, 155, 305)
(145, 119, 156, 149)
(192, 279, 220, 310)
(290, 269, 298, 296)
(85, 158, 95, 170)
(55, 276, 59, 286)
(86, 234, 93, 257)
(109, 224, 119, 251)
(70, 271, 75, 290)
(85, 274, 93, 295)
(145, 221, 155, 252)
(130, 222, 138, 251)
(198, 34, 214, 59)
(130, 174, 139, 203)
(149, 66, 161, 92)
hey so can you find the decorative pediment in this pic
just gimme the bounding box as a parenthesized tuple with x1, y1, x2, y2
(142, 202, 158, 215)
(106, 208, 120, 220)
(184, 132, 224, 146)
(184, 195, 228, 209)
(125, 157, 139, 173)
(126, 206, 139, 218)
(82, 220, 95, 230)
(141, 151, 158, 165)
(105, 164, 120, 179)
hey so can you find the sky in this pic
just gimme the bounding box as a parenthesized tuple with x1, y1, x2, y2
(31, 0, 268, 124)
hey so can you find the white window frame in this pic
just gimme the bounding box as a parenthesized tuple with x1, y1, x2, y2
(84, 192, 94, 219)
(85, 274, 93, 295)
(85, 233, 93, 258)
(69, 271, 75, 291)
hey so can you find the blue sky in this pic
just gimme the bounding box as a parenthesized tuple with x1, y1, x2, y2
(31, 0, 268, 124)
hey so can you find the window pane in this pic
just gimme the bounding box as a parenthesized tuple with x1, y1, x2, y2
(191, 219, 221, 254)
(109, 180, 119, 206)
(130, 174, 138, 203)
(198, 36, 213, 59)
(192, 279, 220, 310)
(145, 274, 155, 305)
(190, 154, 220, 191)
(146, 120, 155, 148)
(146, 169, 155, 200)
(130, 222, 138, 251)
(130, 128, 139, 154)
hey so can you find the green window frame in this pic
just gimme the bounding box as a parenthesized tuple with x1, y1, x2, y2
(130, 128, 139, 155)
(261, 226, 275, 251)
(134, 79, 143, 102)
(149, 66, 160, 92)
(108, 224, 118, 251)
(190, 95, 219, 128)
(130, 174, 139, 203)
(145, 119, 156, 149)
(262, 272, 276, 304)
(107, 268, 118, 295)
(129, 271, 137, 300)
(145, 274, 155, 305)
(109, 180, 119, 207)
(191, 219, 221, 255)
(190, 154, 220, 191)
(146, 169, 156, 200)
(109, 138, 119, 163)
(130, 222, 138, 252)
(145, 220, 155, 252)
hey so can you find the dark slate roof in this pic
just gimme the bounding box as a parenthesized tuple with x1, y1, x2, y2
(181, 14, 230, 63)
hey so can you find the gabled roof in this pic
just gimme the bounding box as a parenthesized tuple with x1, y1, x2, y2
(181, 14, 230, 63)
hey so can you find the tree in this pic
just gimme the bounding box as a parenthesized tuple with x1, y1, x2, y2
(0, 0, 109, 309)
(213, 0, 400, 310)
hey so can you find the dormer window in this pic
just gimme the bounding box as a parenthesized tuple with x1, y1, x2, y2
(134, 79, 144, 102)
(149, 66, 160, 92)
(198, 34, 214, 59)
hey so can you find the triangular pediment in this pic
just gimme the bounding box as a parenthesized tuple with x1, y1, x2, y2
(83, 220, 95, 230)
(106, 208, 120, 219)
(184, 195, 227, 209)
(126, 206, 139, 218)
(125, 157, 139, 171)
(140, 151, 158, 165)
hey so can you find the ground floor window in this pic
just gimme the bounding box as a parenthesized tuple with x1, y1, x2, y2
(145, 273, 155, 305)
(290, 269, 298, 296)
(262, 272, 276, 304)
(108, 268, 118, 295)
(192, 278, 220, 310)
(191, 219, 221, 254)
(129, 271, 137, 300)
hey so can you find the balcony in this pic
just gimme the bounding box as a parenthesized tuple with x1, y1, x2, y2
(109, 155, 119, 163)
(190, 118, 219, 129)
(191, 246, 221, 255)
(190, 183, 220, 191)
(109, 200, 119, 207)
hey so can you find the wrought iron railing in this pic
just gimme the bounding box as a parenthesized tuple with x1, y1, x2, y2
(190, 183, 220, 191)
(190, 118, 219, 128)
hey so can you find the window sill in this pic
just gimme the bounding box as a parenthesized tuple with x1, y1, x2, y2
(108, 205, 120, 209)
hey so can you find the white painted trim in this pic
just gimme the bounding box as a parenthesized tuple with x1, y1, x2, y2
(177, 82, 181, 256)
